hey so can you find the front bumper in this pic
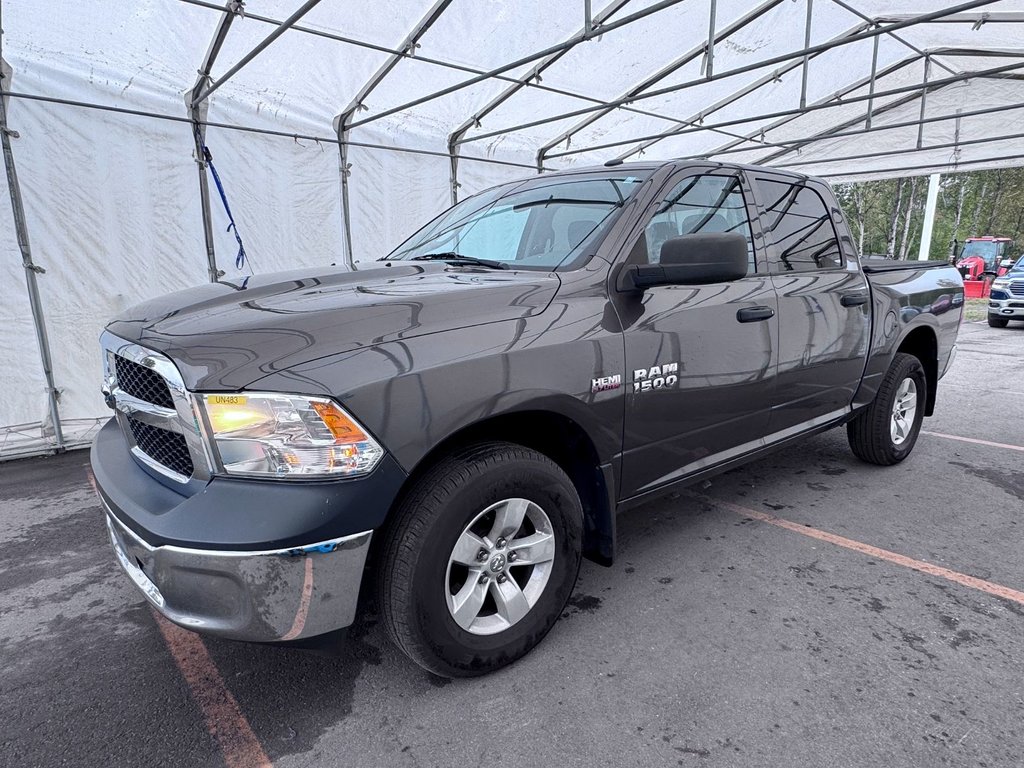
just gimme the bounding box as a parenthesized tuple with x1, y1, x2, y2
(988, 297, 1024, 319)
(104, 506, 371, 641)
(92, 418, 406, 641)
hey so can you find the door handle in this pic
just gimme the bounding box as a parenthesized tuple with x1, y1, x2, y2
(841, 292, 869, 307)
(736, 306, 775, 323)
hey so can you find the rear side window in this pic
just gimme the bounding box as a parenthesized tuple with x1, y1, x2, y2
(755, 179, 843, 272)
(639, 174, 756, 274)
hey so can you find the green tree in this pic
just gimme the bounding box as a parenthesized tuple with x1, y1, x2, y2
(834, 167, 1024, 261)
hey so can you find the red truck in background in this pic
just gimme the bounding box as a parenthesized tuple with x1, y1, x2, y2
(955, 237, 1015, 297)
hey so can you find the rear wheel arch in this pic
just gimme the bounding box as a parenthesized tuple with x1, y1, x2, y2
(383, 409, 616, 566)
(894, 325, 938, 416)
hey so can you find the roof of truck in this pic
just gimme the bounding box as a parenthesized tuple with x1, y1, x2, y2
(554, 159, 817, 183)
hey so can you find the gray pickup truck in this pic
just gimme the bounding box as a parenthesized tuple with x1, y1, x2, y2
(92, 160, 963, 677)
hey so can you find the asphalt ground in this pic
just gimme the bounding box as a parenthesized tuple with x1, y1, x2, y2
(2, 319, 1022, 768)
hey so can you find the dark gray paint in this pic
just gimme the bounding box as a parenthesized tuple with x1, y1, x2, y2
(103, 160, 963, 544)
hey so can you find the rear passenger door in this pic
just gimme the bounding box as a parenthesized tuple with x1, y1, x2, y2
(618, 169, 779, 498)
(749, 174, 870, 435)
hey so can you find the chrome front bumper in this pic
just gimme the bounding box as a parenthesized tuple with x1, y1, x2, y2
(988, 298, 1024, 318)
(104, 509, 372, 642)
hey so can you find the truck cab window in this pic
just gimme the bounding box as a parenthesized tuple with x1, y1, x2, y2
(640, 174, 756, 274)
(755, 179, 843, 272)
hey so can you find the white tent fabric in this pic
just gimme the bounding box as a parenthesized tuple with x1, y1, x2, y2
(1, 0, 1023, 457)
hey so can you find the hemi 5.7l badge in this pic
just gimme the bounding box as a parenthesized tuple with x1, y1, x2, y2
(591, 374, 622, 393)
(633, 362, 680, 393)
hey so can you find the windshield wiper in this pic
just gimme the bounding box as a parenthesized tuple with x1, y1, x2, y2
(405, 252, 510, 269)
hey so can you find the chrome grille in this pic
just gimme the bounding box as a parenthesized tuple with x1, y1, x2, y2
(114, 355, 174, 408)
(126, 417, 194, 477)
(1008, 280, 1024, 297)
(101, 331, 211, 484)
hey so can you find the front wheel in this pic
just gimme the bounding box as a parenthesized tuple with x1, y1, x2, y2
(847, 352, 926, 466)
(378, 442, 583, 677)
(988, 315, 1010, 328)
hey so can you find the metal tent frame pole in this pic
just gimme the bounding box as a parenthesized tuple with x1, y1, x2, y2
(0, 88, 553, 171)
(0, 57, 64, 452)
(918, 173, 941, 260)
(534, 0, 785, 170)
(697, 47, 1024, 163)
(333, 0, 455, 268)
(828, 0, 958, 77)
(817, 151, 1024, 178)
(188, 0, 244, 283)
(455, 0, 998, 149)
(178, 0, 693, 123)
(758, 113, 1024, 169)
(612, 19, 877, 162)
(447, 0, 632, 200)
(543, 55, 1024, 161)
(749, 56, 1024, 165)
(189, 0, 324, 108)
(344, 0, 689, 131)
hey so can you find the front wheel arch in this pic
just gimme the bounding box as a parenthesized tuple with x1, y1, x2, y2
(377, 409, 616, 569)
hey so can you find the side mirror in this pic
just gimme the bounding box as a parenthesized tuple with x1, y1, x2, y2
(618, 232, 749, 291)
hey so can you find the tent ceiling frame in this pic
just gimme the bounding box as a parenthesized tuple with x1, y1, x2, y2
(189, 0, 324, 108)
(610, 19, 880, 163)
(344, 0, 690, 130)
(455, 0, 998, 148)
(544, 54, 1024, 161)
(718, 98, 1024, 164)
(828, 0, 958, 77)
(873, 11, 1024, 24)
(770, 124, 1024, 170)
(749, 51, 1024, 165)
(534, 0, 786, 171)
(446, 0, 632, 205)
(818, 149, 1024, 178)
(177, 0, 706, 123)
(333, 0, 455, 268)
(695, 46, 1024, 163)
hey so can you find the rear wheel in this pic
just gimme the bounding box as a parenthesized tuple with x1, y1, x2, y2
(988, 315, 1010, 328)
(847, 352, 926, 466)
(378, 441, 583, 677)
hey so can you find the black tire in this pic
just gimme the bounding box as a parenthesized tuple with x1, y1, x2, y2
(378, 441, 583, 677)
(847, 352, 927, 466)
(988, 315, 1010, 328)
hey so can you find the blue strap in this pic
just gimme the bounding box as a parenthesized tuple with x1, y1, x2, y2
(202, 145, 248, 270)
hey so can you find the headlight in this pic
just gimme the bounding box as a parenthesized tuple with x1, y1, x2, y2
(197, 393, 383, 478)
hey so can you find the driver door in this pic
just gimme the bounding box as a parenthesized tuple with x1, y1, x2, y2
(617, 169, 779, 498)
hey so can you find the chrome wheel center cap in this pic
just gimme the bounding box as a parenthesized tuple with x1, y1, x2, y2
(488, 553, 507, 573)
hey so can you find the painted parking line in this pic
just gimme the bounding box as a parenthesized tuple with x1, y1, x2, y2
(88, 470, 272, 766)
(695, 494, 1024, 607)
(922, 430, 1024, 453)
(155, 613, 273, 768)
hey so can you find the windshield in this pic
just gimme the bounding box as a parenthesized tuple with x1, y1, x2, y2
(386, 172, 651, 270)
(1010, 255, 1024, 273)
(959, 240, 1000, 268)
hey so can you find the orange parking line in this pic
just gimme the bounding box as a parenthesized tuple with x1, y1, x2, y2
(922, 430, 1024, 453)
(696, 494, 1024, 606)
(154, 613, 273, 768)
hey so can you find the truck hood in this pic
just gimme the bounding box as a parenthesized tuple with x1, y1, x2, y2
(107, 263, 559, 390)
